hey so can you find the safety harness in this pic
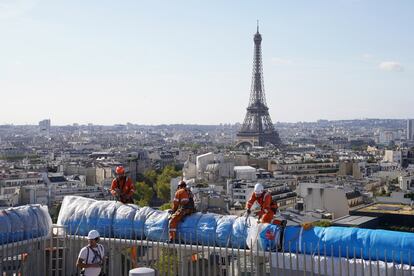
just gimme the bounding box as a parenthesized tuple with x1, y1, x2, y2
(114, 176, 133, 203)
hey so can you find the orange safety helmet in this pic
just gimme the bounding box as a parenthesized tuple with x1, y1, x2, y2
(115, 166, 125, 175)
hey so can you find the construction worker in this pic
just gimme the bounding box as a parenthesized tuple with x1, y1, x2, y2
(76, 230, 105, 276)
(110, 166, 135, 204)
(168, 180, 195, 242)
(246, 183, 286, 252)
(246, 183, 285, 226)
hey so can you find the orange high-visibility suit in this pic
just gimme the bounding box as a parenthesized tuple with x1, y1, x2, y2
(246, 191, 278, 224)
(169, 188, 194, 240)
(110, 176, 135, 204)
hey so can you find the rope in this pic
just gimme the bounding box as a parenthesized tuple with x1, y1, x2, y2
(298, 227, 304, 252)
(284, 226, 304, 252)
(283, 224, 323, 256)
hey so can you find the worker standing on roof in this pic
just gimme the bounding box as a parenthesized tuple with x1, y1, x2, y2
(110, 166, 135, 204)
(168, 180, 195, 242)
(246, 183, 286, 226)
(76, 230, 105, 276)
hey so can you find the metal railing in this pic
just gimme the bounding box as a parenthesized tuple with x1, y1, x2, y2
(1, 226, 413, 276)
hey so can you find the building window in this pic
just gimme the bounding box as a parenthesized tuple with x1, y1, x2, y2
(4, 188, 15, 194)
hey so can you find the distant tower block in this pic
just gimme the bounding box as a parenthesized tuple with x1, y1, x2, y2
(39, 119, 51, 137)
(236, 24, 281, 149)
(407, 119, 414, 141)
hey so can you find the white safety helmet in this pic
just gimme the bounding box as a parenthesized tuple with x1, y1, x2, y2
(87, 230, 100, 240)
(254, 183, 264, 195)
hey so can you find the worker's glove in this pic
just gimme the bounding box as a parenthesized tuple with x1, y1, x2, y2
(246, 209, 251, 215)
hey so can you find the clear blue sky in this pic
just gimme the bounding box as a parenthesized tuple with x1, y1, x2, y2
(0, 0, 413, 125)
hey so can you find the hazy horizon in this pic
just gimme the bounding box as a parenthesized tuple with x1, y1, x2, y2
(1, 0, 413, 125)
(1, 117, 412, 127)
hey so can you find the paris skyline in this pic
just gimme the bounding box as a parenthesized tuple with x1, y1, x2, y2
(1, 0, 413, 125)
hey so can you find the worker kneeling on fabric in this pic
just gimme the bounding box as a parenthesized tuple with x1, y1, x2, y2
(246, 183, 285, 225)
(110, 166, 135, 204)
(168, 180, 196, 242)
(246, 183, 287, 251)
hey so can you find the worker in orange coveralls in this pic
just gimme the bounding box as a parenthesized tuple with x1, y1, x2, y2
(110, 166, 135, 204)
(168, 180, 195, 242)
(246, 183, 286, 226)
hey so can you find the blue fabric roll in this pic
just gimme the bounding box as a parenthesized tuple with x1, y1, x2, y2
(178, 212, 203, 243)
(216, 215, 236, 247)
(56, 196, 414, 265)
(258, 224, 280, 251)
(133, 207, 155, 239)
(144, 210, 170, 242)
(113, 204, 139, 239)
(196, 213, 219, 245)
(58, 196, 95, 235)
(231, 216, 250, 249)
(283, 225, 326, 253)
(85, 201, 118, 237)
(16, 206, 38, 239)
(6, 210, 25, 242)
(0, 205, 52, 244)
(278, 226, 414, 265)
(30, 206, 49, 237)
(0, 210, 11, 244)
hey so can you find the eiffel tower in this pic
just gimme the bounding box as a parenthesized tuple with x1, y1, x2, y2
(236, 24, 281, 148)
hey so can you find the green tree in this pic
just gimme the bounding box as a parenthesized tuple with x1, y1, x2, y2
(156, 182, 172, 202)
(155, 165, 181, 202)
(159, 203, 172, 211)
(158, 165, 181, 183)
(312, 220, 332, 227)
(50, 203, 62, 223)
(154, 248, 179, 274)
(134, 182, 154, 207)
(143, 169, 158, 187)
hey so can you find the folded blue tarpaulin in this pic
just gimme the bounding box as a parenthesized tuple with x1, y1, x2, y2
(0, 205, 52, 244)
(57, 196, 251, 248)
(260, 224, 414, 265)
(56, 196, 414, 265)
(216, 215, 236, 247)
(133, 207, 155, 239)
